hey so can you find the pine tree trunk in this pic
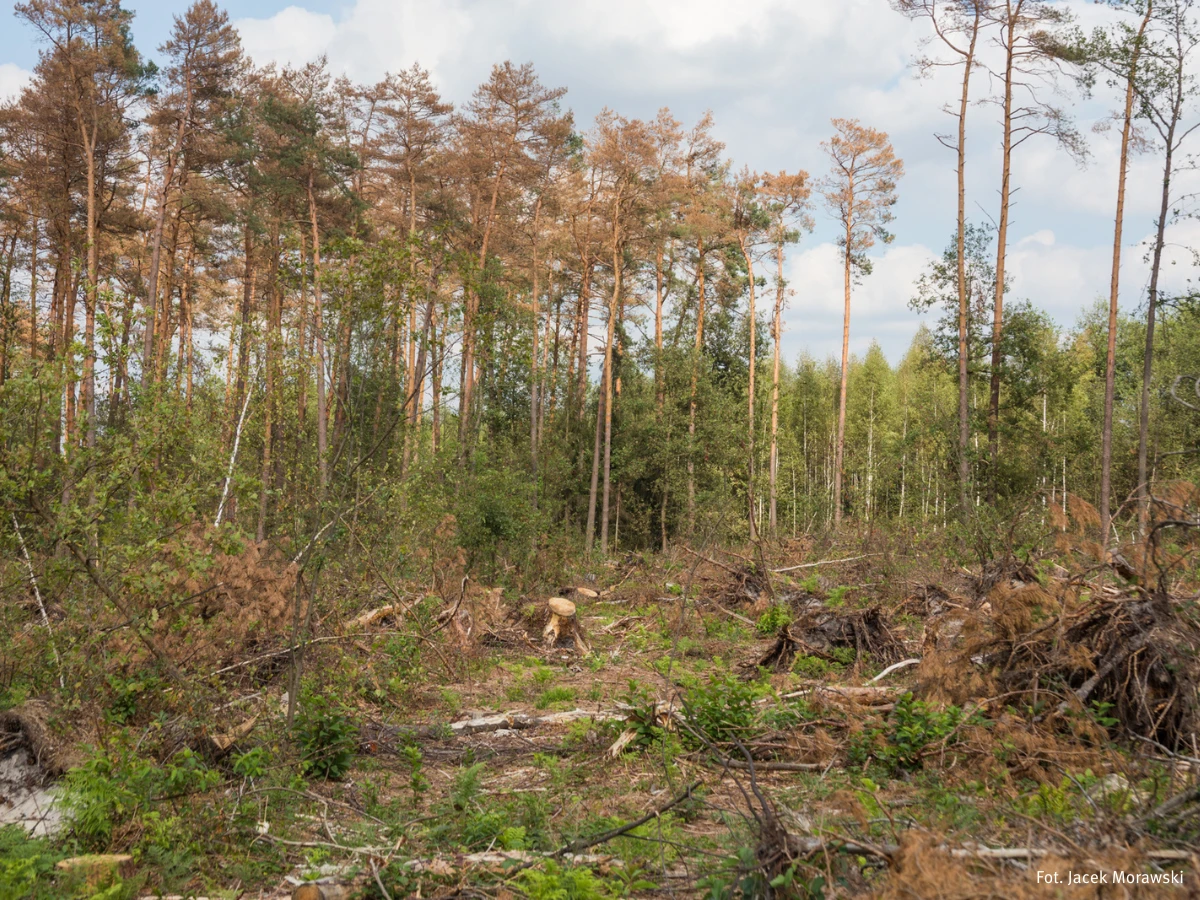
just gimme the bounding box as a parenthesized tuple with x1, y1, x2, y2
(742, 239, 758, 541)
(956, 9, 980, 521)
(600, 229, 621, 554)
(308, 177, 328, 495)
(989, 7, 1017, 502)
(834, 219, 852, 527)
(1100, 4, 1152, 546)
(769, 242, 784, 535)
(1138, 96, 1178, 532)
(688, 241, 707, 534)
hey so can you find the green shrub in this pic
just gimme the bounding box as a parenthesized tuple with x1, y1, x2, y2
(518, 861, 611, 900)
(682, 674, 764, 748)
(756, 605, 792, 636)
(0, 826, 66, 900)
(295, 696, 358, 780)
(61, 744, 219, 851)
(535, 686, 576, 709)
(847, 693, 976, 775)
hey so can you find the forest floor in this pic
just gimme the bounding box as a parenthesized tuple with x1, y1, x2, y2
(3, 526, 1200, 899)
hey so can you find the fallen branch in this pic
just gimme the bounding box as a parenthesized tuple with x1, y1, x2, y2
(682, 545, 742, 576)
(712, 604, 756, 627)
(555, 780, 704, 857)
(773, 554, 879, 574)
(717, 760, 821, 772)
(214, 384, 253, 527)
(779, 685, 900, 705)
(867, 658, 921, 684)
(11, 514, 63, 688)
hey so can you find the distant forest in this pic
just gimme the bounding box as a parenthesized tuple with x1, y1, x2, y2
(0, 0, 1198, 572)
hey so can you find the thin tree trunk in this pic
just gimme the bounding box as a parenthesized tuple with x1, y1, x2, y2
(769, 242, 785, 535)
(530, 194, 543, 493)
(83, 129, 98, 455)
(1100, 3, 1152, 546)
(956, 8, 980, 520)
(308, 176, 328, 495)
(600, 226, 621, 554)
(834, 217, 853, 527)
(687, 241, 707, 533)
(1138, 80, 1180, 532)
(989, 3, 1018, 502)
(141, 77, 191, 385)
(742, 239, 758, 541)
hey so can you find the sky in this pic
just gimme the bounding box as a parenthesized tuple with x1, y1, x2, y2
(3, 0, 1198, 366)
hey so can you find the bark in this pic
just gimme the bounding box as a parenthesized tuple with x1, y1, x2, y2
(769, 242, 784, 534)
(1100, 3, 1152, 545)
(1138, 30, 1186, 531)
(687, 241, 707, 533)
(600, 225, 621, 554)
(83, 125, 97, 454)
(308, 175, 328, 495)
(834, 213, 853, 527)
(989, 2, 1018, 502)
(956, 6, 981, 521)
(530, 194, 544, 492)
(741, 238, 758, 541)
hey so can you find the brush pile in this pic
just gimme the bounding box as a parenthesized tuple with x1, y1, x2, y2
(919, 567, 1200, 750)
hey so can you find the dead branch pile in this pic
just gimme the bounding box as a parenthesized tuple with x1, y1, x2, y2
(0, 701, 69, 777)
(110, 525, 301, 671)
(921, 579, 1200, 750)
(792, 604, 906, 666)
(717, 564, 772, 606)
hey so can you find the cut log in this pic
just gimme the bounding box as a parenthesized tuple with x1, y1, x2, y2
(350, 605, 396, 630)
(543, 597, 590, 654)
(208, 714, 259, 755)
(573, 587, 599, 599)
(56, 854, 133, 890)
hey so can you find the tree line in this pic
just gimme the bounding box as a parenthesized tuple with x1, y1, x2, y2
(1, 0, 1198, 577)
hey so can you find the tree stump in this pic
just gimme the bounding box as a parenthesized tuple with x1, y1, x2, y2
(543, 597, 590, 654)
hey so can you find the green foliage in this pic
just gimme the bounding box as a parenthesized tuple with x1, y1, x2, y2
(756, 604, 792, 636)
(294, 696, 358, 780)
(682, 674, 766, 747)
(517, 861, 612, 900)
(535, 685, 577, 709)
(0, 826, 66, 900)
(232, 746, 269, 780)
(401, 745, 429, 799)
(791, 654, 832, 678)
(104, 674, 162, 726)
(847, 693, 974, 775)
(698, 846, 825, 900)
(61, 743, 220, 851)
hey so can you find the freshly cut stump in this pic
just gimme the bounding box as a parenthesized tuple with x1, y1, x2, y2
(544, 597, 590, 655)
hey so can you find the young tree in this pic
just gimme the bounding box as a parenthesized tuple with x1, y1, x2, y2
(1094, 1, 1155, 546)
(1129, 0, 1200, 530)
(761, 171, 812, 535)
(892, 0, 989, 519)
(819, 119, 903, 527)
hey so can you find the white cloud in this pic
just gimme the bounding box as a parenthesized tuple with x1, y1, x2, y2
(233, 7, 335, 71)
(225, 0, 1197, 364)
(0, 62, 31, 102)
(783, 241, 938, 362)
